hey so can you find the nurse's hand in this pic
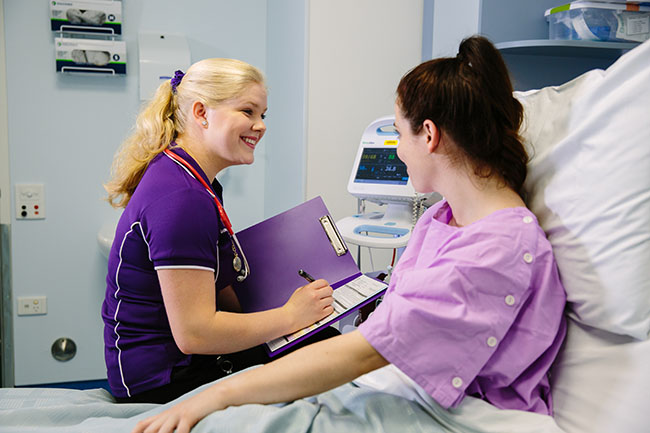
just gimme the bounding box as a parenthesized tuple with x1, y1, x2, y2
(283, 279, 334, 331)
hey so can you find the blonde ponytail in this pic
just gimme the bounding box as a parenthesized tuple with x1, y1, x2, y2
(104, 58, 265, 208)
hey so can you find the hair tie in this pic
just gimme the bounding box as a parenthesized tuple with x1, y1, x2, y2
(170, 70, 185, 93)
(456, 52, 472, 69)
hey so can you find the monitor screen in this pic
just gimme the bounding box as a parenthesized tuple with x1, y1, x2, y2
(353, 147, 408, 185)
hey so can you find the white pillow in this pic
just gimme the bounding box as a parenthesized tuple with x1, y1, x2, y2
(516, 39, 650, 340)
(551, 318, 650, 433)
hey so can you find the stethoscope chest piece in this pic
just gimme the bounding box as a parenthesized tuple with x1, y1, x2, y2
(232, 255, 242, 273)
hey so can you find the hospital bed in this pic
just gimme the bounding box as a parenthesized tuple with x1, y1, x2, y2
(1, 39, 648, 433)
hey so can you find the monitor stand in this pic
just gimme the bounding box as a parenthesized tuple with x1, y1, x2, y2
(336, 202, 413, 249)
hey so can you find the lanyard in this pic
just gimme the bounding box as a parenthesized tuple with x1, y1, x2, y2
(163, 148, 250, 281)
(163, 148, 235, 236)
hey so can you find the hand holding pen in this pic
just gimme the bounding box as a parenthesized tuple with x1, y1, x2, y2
(299, 269, 346, 314)
(298, 269, 315, 283)
(282, 269, 334, 330)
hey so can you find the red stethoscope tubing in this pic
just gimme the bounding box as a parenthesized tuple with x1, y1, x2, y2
(163, 148, 250, 281)
(163, 148, 235, 235)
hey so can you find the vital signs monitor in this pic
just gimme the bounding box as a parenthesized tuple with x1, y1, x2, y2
(346, 116, 415, 204)
(337, 116, 438, 250)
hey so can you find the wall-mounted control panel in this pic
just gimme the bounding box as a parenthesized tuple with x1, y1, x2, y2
(15, 184, 45, 220)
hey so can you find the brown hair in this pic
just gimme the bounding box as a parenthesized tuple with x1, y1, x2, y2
(105, 58, 265, 208)
(396, 35, 527, 195)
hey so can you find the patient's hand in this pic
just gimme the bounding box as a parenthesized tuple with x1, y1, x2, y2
(283, 279, 334, 331)
(132, 387, 221, 433)
(132, 331, 387, 433)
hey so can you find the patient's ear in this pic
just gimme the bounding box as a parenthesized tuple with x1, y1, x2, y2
(422, 119, 440, 154)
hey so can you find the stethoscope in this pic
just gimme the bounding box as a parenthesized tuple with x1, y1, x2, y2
(164, 148, 250, 282)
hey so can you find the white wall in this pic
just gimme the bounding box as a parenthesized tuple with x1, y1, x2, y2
(264, 1, 309, 218)
(0, 0, 9, 225)
(305, 1, 423, 219)
(4, 0, 268, 386)
(305, 0, 423, 272)
(429, 0, 480, 59)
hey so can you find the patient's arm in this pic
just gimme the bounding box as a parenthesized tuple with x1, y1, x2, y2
(133, 330, 387, 433)
(158, 268, 334, 354)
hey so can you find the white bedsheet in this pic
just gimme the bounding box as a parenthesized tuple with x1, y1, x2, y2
(354, 364, 565, 433)
(0, 369, 565, 433)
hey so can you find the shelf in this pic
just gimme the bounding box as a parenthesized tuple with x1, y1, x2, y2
(495, 39, 639, 58)
(55, 29, 120, 40)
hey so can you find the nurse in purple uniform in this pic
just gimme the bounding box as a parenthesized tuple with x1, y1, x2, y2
(134, 36, 568, 433)
(102, 58, 335, 404)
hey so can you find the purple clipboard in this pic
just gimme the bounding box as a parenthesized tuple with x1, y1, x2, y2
(233, 196, 386, 356)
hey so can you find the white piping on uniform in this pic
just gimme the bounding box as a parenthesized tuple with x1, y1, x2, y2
(164, 152, 219, 200)
(155, 265, 215, 272)
(137, 222, 152, 262)
(164, 151, 196, 177)
(215, 228, 228, 283)
(112, 221, 146, 397)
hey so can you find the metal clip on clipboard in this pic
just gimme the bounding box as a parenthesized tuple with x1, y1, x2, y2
(319, 215, 348, 256)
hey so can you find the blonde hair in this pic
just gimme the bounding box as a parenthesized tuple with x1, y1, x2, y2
(105, 58, 266, 208)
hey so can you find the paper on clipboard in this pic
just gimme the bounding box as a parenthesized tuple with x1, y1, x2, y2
(265, 274, 387, 353)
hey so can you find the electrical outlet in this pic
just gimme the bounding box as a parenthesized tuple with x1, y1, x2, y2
(17, 296, 47, 316)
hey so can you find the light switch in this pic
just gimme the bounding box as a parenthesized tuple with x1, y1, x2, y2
(15, 184, 45, 220)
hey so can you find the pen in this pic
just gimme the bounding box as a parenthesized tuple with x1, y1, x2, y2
(298, 269, 315, 283)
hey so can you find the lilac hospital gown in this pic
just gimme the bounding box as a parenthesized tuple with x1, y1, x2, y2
(359, 200, 567, 414)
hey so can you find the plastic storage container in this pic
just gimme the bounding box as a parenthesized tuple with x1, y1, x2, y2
(545, 1, 650, 42)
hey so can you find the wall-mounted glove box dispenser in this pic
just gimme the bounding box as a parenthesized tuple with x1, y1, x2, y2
(50, 0, 122, 35)
(55, 37, 126, 75)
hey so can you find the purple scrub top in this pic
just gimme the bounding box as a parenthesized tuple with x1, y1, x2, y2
(101, 148, 238, 398)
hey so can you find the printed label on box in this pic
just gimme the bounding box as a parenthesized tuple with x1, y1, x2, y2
(55, 37, 126, 75)
(617, 12, 650, 41)
(50, 0, 122, 35)
(627, 15, 650, 35)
